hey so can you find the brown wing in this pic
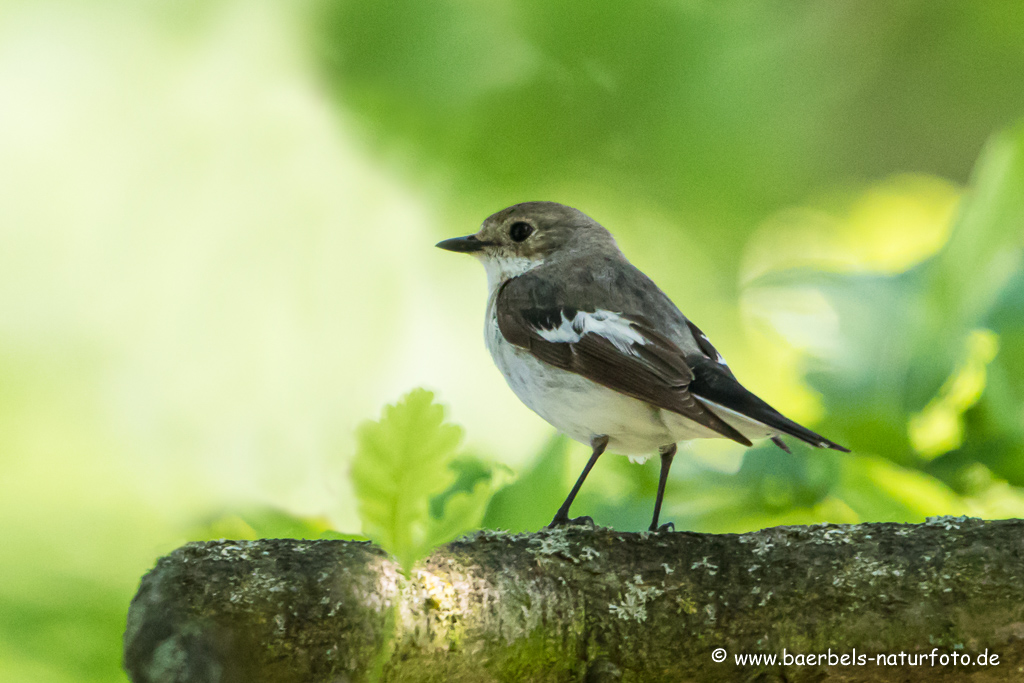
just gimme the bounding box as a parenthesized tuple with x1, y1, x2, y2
(495, 283, 752, 447)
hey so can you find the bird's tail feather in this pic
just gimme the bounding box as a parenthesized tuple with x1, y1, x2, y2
(689, 361, 849, 452)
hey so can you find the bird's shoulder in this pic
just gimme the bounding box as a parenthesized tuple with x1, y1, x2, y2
(499, 253, 700, 354)
(499, 253, 674, 318)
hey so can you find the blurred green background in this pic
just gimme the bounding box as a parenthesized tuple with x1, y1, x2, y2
(3, 0, 1024, 680)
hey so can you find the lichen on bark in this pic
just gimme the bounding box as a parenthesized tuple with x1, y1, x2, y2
(125, 518, 1024, 682)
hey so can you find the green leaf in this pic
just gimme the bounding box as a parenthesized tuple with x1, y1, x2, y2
(745, 122, 1024, 472)
(430, 455, 500, 519)
(427, 480, 494, 547)
(351, 389, 470, 571)
(908, 329, 999, 459)
(927, 123, 1024, 328)
(428, 455, 512, 546)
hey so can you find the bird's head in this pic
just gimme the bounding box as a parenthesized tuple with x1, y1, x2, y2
(436, 201, 617, 289)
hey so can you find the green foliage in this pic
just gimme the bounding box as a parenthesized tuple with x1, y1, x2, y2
(351, 389, 500, 570)
(482, 434, 570, 532)
(475, 124, 1024, 534)
(185, 122, 1024, 544)
(7, 5, 1024, 681)
(314, 0, 1024, 261)
(793, 125, 1024, 477)
(311, 1, 1024, 533)
(195, 508, 367, 542)
(0, 579, 128, 683)
(652, 123, 1024, 531)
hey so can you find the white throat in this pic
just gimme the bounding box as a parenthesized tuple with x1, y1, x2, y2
(478, 253, 543, 293)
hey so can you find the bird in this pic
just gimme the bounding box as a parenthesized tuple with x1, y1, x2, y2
(436, 201, 848, 532)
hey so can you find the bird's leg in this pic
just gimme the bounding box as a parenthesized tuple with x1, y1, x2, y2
(649, 443, 677, 532)
(548, 435, 609, 528)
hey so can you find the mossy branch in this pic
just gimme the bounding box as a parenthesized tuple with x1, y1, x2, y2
(124, 518, 1024, 682)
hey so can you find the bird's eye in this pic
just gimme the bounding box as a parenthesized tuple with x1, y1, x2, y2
(509, 221, 534, 242)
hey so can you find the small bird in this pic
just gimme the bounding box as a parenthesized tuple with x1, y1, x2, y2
(437, 202, 848, 532)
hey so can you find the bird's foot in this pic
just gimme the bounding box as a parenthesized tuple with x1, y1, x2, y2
(547, 514, 595, 529)
(648, 521, 675, 533)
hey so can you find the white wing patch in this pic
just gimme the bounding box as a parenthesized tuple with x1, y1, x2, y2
(536, 310, 647, 356)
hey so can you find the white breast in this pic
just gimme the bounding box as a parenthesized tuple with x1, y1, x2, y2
(479, 273, 777, 456)
(483, 294, 673, 456)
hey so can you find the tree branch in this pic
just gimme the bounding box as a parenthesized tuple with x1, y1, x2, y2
(124, 518, 1024, 682)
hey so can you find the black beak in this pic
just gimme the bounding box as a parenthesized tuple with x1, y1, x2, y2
(435, 234, 490, 253)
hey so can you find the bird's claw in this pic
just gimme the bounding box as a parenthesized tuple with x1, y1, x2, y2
(648, 521, 675, 533)
(547, 514, 595, 529)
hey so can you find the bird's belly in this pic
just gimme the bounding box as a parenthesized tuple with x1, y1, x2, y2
(486, 323, 672, 455)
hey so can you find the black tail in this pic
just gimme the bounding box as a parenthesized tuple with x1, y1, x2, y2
(688, 359, 850, 452)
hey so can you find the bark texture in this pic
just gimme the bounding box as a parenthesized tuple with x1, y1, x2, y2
(124, 517, 1024, 682)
